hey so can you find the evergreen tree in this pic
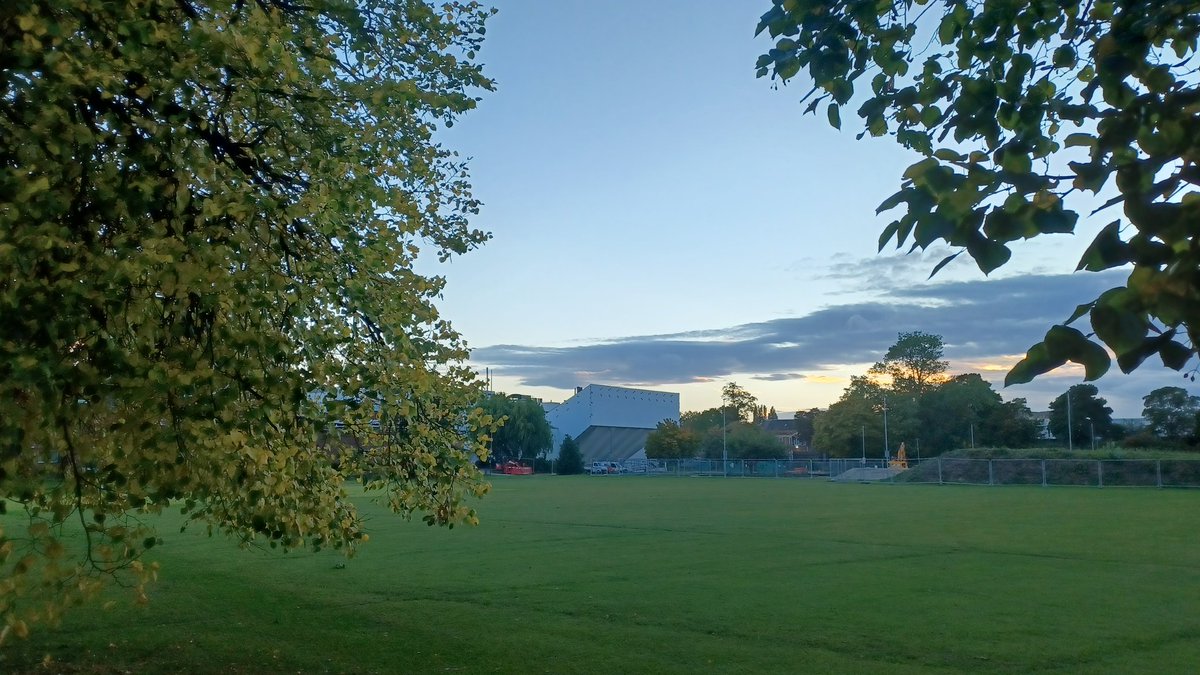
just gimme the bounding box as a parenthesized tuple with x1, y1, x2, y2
(557, 436, 584, 475)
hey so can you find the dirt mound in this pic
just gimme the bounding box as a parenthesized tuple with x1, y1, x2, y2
(832, 467, 904, 482)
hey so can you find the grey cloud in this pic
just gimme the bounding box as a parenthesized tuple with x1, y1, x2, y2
(471, 269, 1191, 415)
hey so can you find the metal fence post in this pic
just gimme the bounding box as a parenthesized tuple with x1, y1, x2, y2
(937, 457, 943, 484)
(1157, 459, 1163, 488)
(988, 459, 994, 486)
(1097, 460, 1104, 488)
(1041, 460, 1047, 487)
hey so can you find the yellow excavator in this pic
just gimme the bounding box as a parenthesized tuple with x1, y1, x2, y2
(889, 442, 909, 470)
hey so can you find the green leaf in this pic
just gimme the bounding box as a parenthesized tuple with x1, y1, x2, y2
(1044, 325, 1111, 381)
(777, 56, 801, 80)
(1006, 341, 1066, 386)
(1052, 46, 1076, 68)
(914, 214, 956, 248)
(921, 105, 942, 128)
(1064, 133, 1095, 148)
(1143, 65, 1173, 94)
(902, 157, 940, 180)
(1074, 338, 1112, 381)
(999, 149, 1032, 175)
(876, 188, 909, 215)
(1090, 301, 1146, 354)
(937, 15, 958, 45)
(878, 220, 901, 251)
(1070, 160, 1110, 192)
(1076, 220, 1130, 271)
(754, 7, 782, 37)
(1043, 324, 1081, 356)
(1065, 301, 1094, 325)
(927, 251, 961, 279)
(1032, 206, 1077, 235)
(1159, 340, 1194, 370)
(827, 103, 841, 129)
(983, 208, 1035, 242)
(965, 233, 1011, 274)
(1117, 332, 1174, 374)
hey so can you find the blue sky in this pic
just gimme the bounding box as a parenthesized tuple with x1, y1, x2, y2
(422, 0, 1196, 419)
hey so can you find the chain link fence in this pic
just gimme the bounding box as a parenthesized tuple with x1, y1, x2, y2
(567, 457, 1200, 488)
(896, 457, 1200, 487)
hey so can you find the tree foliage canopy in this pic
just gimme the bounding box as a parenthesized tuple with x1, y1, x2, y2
(479, 395, 552, 460)
(680, 408, 726, 434)
(1141, 386, 1200, 439)
(756, 0, 1200, 385)
(869, 331, 949, 394)
(644, 420, 699, 460)
(1048, 384, 1116, 444)
(722, 382, 759, 422)
(793, 408, 820, 448)
(814, 335, 1037, 455)
(1, 0, 495, 638)
(918, 373, 1039, 451)
(699, 422, 787, 460)
(813, 375, 888, 456)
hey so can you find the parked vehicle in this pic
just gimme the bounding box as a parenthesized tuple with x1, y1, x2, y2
(495, 460, 533, 475)
(589, 461, 620, 475)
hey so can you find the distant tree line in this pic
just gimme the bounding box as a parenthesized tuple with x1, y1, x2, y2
(636, 332, 1200, 462)
(645, 383, 789, 460)
(808, 332, 1040, 457)
(809, 332, 1200, 456)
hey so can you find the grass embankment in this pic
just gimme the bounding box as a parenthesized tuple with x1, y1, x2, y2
(5, 478, 1200, 673)
(920, 447, 1200, 461)
(897, 447, 1200, 486)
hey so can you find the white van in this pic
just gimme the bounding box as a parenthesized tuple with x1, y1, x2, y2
(589, 461, 618, 475)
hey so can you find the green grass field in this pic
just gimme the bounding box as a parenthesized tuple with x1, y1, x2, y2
(6, 477, 1200, 674)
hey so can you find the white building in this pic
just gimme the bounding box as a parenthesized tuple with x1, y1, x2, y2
(546, 384, 680, 463)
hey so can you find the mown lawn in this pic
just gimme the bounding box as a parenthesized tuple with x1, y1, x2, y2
(5, 477, 1200, 673)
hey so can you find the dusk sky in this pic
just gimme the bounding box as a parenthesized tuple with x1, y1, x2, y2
(423, 0, 1196, 419)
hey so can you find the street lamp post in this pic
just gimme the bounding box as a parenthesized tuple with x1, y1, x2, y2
(882, 394, 890, 460)
(861, 425, 866, 466)
(1088, 417, 1095, 451)
(1066, 388, 1074, 451)
(722, 404, 727, 477)
(968, 404, 975, 449)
